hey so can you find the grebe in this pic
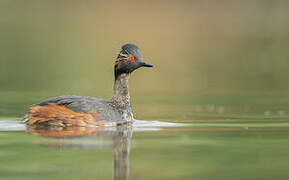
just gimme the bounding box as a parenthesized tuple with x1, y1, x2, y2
(24, 43, 153, 127)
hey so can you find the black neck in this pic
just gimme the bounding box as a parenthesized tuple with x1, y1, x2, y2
(112, 73, 130, 107)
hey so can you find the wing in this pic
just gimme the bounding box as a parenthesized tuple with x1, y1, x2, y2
(36, 95, 105, 113)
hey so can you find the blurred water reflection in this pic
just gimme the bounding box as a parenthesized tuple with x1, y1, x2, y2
(27, 124, 133, 180)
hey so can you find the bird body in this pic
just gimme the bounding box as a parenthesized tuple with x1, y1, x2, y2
(24, 44, 153, 127)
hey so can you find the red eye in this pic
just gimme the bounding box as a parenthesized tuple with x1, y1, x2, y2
(130, 57, 135, 61)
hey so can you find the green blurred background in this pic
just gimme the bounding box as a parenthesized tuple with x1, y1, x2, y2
(1, 0, 289, 120)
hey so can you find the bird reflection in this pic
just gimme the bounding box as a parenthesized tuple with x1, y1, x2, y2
(26, 124, 132, 180)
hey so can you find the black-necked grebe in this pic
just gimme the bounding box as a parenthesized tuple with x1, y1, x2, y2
(24, 43, 153, 127)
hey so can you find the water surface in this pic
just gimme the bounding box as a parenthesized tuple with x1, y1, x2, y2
(1, 119, 289, 180)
